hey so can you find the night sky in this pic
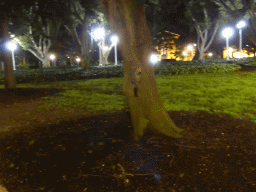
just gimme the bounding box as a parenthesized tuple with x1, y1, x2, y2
(156, 1, 253, 58)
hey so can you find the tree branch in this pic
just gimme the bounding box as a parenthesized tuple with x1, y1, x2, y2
(204, 23, 219, 51)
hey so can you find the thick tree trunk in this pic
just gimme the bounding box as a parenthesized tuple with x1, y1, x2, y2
(102, 45, 114, 64)
(42, 58, 49, 67)
(198, 50, 205, 60)
(81, 20, 89, 69)
(100, 0, 182, 140)
(80, 47, 89, 68)
(1, 11, 16, 89)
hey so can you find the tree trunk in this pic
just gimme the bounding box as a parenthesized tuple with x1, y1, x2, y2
(42, 57, 49, 67)
(80, 47, 89, 68)
(192, 49, 199, 60)
(81, 20, 90, 69)
(100, 0, 183, 140)
(102, 45, 114, 64)
(1, 11, 16, 89)
(198, 50, 205, 60)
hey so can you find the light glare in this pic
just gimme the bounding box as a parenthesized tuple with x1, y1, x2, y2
(150, 54, 158, 64)
(7, 42, 17, 51)
(187, 45, 193, 51)
(93, 28, 105, 40)
(237, 21, 246, 29)
(49, 54, 55, 60)
(222, 28, 233, 38)
(111, 35, 118, 44)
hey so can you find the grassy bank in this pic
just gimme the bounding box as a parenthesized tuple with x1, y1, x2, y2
(1, 69, 255, 121)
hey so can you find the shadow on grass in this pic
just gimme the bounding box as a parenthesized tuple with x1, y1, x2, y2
(0, 88, 62, 104)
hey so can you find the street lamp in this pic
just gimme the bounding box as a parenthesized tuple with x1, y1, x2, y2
(76, 57, 81, 63)
(93, 28, 105, 66)
(111, 35, 118, 65)
(208, 52, 213, 59)
(236, 20, 246, 59)
(49, 54, 55, 60)
(222, 27, 233, 60)
(7, 42, 17, 70)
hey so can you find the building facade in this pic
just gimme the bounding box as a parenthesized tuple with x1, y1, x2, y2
(153, 31, 180, 60)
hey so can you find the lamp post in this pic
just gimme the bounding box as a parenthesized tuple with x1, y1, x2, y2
(7, 42, 17, 70)
(222, 27, 233, 60)
(208, 52, 213, 59)
(236, 21, 246, 59)
(111, 35, 118, 65)
(93, 28, 105, 66)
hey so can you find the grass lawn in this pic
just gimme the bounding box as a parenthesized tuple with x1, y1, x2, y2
(4, 69, 255, 122)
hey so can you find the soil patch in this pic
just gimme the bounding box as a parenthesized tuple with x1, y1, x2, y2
(0, 111, 256, 191)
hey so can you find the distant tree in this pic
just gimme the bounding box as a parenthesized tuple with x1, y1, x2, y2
(0, 1, 16, 89)
(211, 0, 244, 21)
(212, 0, 256, 46)
(145, 0, 185, 37)
(0, 0, 69, 88)
(64, 0, 105, 68)
(97, 39, 115, 64)
(100, 0, 183, 140)
(184, 0, 220, 60)
(10, 2, 63, 67)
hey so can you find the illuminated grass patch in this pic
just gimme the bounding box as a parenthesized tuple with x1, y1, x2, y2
(157, 71, 256, 120)
(3, 70, 256, 121)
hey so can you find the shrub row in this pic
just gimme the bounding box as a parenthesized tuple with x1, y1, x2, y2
(155, 61, 241, 75)
(0, 60, 243, 84)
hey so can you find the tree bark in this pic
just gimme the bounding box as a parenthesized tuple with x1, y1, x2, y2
(100, 0, 182, 140)
(100, 43, 114, 64)
(81, 19, 90, 68)
(1, 11, 16, 89)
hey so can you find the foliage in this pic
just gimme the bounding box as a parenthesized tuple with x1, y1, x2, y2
(212, 0, 245, 22)
(211, 0, 256, 45)
(0, 60, 244, 84)
(154, 60, 241, 75)
(144, 0, 185, 36)
(17, 63, 30, 70)
(9, 2, 63, 67)
(63, 0, 105, 67)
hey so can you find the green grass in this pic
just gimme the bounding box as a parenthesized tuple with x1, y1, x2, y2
(157, 71, 256, 120)
(36, 78, 128, 114)
(3, 70, 256, 121)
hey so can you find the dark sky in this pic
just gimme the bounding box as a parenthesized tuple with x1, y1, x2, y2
(157, 1, 253, 58)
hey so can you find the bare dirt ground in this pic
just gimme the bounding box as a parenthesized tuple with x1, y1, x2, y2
(1, 68, 256, 191)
